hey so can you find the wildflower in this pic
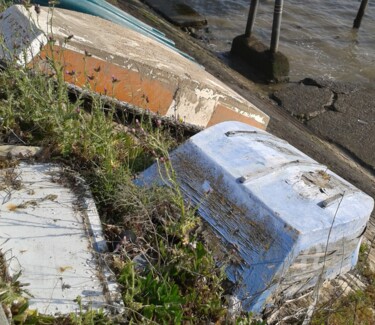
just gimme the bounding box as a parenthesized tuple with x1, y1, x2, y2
(87, 74, 95, 81)
(141, 94, 149, 103)
(65, 69, 76, 76)
(111, 75, 119, 83)
(156, 119, 162, 128)
(48, 35, 56, 43)
(84, 49, 92, 57)
(94, 65, 101, 73)
(103, 87, 108, 95)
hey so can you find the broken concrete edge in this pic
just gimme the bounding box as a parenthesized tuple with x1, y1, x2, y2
(231, 34, 289, 83)
(0, 145, 43, 161)
(55, 167, 125, 313)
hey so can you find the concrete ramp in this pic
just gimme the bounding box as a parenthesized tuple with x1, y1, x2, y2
(0, 5, 269, 130)
(0, 162, 120, 315)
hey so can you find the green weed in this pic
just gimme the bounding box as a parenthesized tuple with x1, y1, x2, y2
(311, 243, 375, 325)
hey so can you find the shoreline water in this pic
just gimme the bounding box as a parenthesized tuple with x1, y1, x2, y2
(185, 0, 375, 88)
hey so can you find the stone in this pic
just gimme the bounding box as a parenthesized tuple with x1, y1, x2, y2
(231, 34, 289, 82)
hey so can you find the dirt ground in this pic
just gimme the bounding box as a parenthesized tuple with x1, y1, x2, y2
(116, 0, 375, 265)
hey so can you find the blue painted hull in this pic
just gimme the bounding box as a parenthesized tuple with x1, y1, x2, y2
(34, 0, 195, 61)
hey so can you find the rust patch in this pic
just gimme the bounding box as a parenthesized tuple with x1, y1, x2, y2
(33, 46, 174, 115)
(207, 104, 266, 130)
(302, 170, 332, 189)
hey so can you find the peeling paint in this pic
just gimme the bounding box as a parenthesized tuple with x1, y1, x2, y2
(137, 121, 374, 313)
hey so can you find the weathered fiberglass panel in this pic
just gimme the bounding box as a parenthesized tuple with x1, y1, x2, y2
(137, 121, 373, 312)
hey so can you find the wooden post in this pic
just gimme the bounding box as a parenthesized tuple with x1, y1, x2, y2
(245, 0, 260, 38)
(353, 0, 369, 29)
(270, 0, 284, 53)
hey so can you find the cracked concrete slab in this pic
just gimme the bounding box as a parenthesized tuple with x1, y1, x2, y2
(301, 77, 360, 95)
(273, 83, 333, 120)
(0, 162, 121, 315)
(272, 81, 375, 169)
(307, 90, 375, 168)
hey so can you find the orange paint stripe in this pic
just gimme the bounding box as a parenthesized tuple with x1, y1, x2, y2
(207, 104, 266, 130)
(33, 45, 174, 115)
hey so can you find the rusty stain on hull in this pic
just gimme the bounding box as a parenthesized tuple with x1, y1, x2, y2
(36, 46, 175, 114)
(0, 5, 270, 130)
(207, 103, 266, 129)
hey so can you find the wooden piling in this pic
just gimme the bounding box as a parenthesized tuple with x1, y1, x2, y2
(270, 0, 284, 53)
(245, 0, 259, 38)
(353, 0, 369, 29)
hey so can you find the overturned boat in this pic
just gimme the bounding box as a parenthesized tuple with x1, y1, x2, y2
(0, 4, 269, 130)
(137, 121, 374, 312)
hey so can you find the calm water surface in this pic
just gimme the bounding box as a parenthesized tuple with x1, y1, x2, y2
(184, 0, 375, 86)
